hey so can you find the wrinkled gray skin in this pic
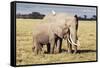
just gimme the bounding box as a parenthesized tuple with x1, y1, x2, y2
(43, 13, 79, 53)
(32, 21, 69, 55)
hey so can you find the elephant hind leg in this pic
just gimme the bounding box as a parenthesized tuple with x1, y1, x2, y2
(32, 46, 35, 52)
(38, 44, 44, 54)
(47, 43, 50, 53)
(50, 40, 55, 54)
(33, 40, 38, 55)
(34, 45, 38, 55)
(34, 42, 42, 55)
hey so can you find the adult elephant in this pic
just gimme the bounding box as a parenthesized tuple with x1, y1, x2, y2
(32, 21, 69, 55)
(43, 12, 79, 53)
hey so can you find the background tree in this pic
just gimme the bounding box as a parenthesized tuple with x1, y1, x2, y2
(84, 15, 87, 19)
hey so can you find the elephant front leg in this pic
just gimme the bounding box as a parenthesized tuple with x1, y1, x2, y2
(56, 39, 62, 53)
(67, 39, 72, 53)
(50, 39, 55, 54)
(68, 44, 72, 53)
(73, 45, 77, 54)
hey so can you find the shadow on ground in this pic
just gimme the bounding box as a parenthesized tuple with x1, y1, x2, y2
(61, 49, 96, 54)
(43, 49, 96, 54)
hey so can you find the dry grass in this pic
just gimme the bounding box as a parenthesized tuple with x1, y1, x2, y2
(16, 19, 96, 65)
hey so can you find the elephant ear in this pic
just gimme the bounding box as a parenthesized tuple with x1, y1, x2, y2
(54, 26, 63, 38)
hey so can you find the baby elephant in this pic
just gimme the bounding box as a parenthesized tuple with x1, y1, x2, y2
(32, 22, 69, 55)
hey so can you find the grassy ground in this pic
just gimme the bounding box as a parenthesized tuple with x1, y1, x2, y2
(16, 19, 96, 65)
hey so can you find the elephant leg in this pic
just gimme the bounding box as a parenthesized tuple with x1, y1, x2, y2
(32, 46, 35, 52)
(33, 40, 38, 55)
(50, 39, 55, 54)
(73, 45, 77, 54)
(47, 43, 50, 53)
(56, 38, 62, 53)
(34, 44, 38, 55)
(68, 44, 72, 53)
(34, 42, 42, 55)
(67, 39, 72, 53)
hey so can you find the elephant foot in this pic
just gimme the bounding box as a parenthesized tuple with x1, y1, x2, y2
(32, 47, 35, 52)
(68, 50, 72, 54)
(40, 54, 45, 57)
(34, 52, 38, 56)
(45, 51, 50, 54)
(54, 51, 59, 54)
(50, 51, 54, 54)
(73, 50, 77, 54)
(44, 49, 50, 54)
(73, 45, 77, 54)
(54, 49, 61, 54)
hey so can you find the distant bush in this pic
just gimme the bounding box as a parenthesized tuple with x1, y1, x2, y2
(78, 15, 97, 21)
(16, 12, 45, 19)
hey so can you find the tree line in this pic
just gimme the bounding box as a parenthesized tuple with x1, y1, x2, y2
(78, 15, 97, 21)
(16, 12, 45, 19)
(16, 12, 97, 20)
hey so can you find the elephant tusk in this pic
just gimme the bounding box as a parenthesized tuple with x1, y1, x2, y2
(67, 34, 80, 46)
(67, 38, 77, 46)
(67, 37, 73, 45)
(69, 34, 77, 45)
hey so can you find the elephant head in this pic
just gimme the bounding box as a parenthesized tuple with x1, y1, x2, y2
(65, 15, 79, 53)
(67, 15, 79, 45)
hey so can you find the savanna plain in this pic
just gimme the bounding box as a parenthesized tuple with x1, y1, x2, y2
(16, 19, 96, 65)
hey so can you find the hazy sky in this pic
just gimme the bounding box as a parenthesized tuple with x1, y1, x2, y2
(16, 3, 96, 18)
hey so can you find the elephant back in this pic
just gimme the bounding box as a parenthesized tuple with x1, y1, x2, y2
(43, 13, 75, 24)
